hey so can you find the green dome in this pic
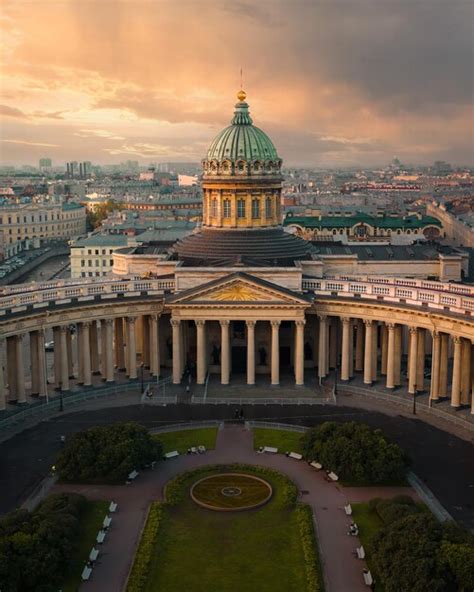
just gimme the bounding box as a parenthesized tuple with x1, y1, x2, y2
(206, 97, 279, 162)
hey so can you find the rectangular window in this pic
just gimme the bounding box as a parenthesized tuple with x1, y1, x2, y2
(223, 199, 231, 218)
(237, 199, 246, 218)
(265, 197, 272, 218)
(252, 198, 260, 219)
(211, 198, 217, 217)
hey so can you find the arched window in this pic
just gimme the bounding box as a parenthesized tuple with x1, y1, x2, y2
(332, 229, 337, 235)
(265, 196, 272, 218)
(223, 199, 231, 218)
(237, 199, 246, 218)
(252, 198, 260, 218)
(211, 198, 217, 217)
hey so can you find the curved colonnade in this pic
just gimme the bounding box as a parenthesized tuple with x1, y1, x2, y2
(0, 276, 473, 416)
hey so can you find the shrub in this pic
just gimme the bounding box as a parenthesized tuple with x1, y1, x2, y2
(127, 502, 164, 592)
(0, 493, 86, 592)
(56, 422, 162, 483)
(295, 504, 323, 592)
(373, 498, 420, 525)
(301, 421, 407, 484)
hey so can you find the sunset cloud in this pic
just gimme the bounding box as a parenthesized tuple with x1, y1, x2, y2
(0, 0, 472, 166)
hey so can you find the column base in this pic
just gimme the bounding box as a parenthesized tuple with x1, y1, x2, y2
(363, 381, 373, 386)
(105, 380, 115, 385)
(92, 371, 101, 376)
(385, 385, 395, 390)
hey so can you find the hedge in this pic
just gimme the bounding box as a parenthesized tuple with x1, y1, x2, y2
(295, 504, 324, 592)
(126, 502, 164, 592)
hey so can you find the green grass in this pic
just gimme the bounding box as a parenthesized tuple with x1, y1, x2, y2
(62, 499, 110, 592)
(141, 466, 321, 592)
(191, 473, 272, 510)
(153, 427, 218, 453)
(252, 428, 304, 454)
(351, 503, 385, 592)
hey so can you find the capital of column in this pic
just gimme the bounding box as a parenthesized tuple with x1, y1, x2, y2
(59, 325, 68, 334)
(409, 326, 418, 335)
(270, 320, 281, 327)
(170, 318, 181, 328)
(246, 320, 256, 328)
(16, 333, 24, 342)
(104, 318, 114, 328)
(195, 320, 206, 327)
(341, 317, 351, 325)
(220, 320, 230, 327)
(81, 321, 92, 328)
(363, 319, 372, 327)
(431, 330, 440, 340)
(386, 323, 395, 331)
(295, 320, 306, 327)
(318, 314, 327, 322)
(127, 316, 136, 325)
(452, 336, 461, 345)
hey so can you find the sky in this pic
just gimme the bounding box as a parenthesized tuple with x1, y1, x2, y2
(0, 0, 473, 168)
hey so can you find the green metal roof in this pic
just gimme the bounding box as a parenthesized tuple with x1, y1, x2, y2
(283, 213, 442, 230)
(206, 97, 278, 162)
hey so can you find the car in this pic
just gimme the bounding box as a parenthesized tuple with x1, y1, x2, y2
(44, 341, 54, 351)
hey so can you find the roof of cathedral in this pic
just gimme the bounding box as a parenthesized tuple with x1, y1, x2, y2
(206, 91, 279, 162)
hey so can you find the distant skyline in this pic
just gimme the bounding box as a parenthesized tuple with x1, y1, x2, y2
(1, 0, 473, 167)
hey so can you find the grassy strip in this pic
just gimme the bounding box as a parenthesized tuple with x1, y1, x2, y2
(62, 500, 110, 592)
(126, 502, 164, 592)
(252, 427, 304, 454)
(351, 503, 385, 592)
(152, 427, 218, 453)
(296, 504, 325, 592)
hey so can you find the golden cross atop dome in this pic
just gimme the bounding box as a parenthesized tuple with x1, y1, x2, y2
(237, 89, 247, 102)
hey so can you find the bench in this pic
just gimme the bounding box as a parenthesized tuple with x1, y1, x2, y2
(262, 446, 278, 454)
(287, 452, 303, 460)
(109, 502, 118, 513)
(356, 545, 365, 559)
(363, 570, 373, 586)
(81, 566, 92, 581)
(89, 547, 99, 562)
(127, 469, 139, 481)
(310, 461, 323, 470)
(328, 471, 339, 481)
(198, 445, 206, 454)
(96, 530, 106, 544)
(103, 516, 112, 529)
(164, 451, 179, 459)
(344, 504, 352, 515)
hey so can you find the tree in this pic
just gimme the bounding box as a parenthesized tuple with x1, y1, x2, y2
(439, 541, 474, 590)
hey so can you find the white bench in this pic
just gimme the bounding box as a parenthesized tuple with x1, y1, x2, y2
(89, 547, 99, 562)
(109, 501, 118, 513)
(310, 461, 323, 470)
(198, 445, 206, 454)
(363, 570, 373, 586)
(328, 471, 339, 481)
(81, 566, 92, 581)
(127, 469, 139, 481)
(344, 504, 352, 515)
(164, 450, 179, 459)
(96, 530, 106, 544)
(103, 516, 112, 529)
(288, 452, 303, 460)
(356, 545, 365, 559)
(262, 446, 278, 454)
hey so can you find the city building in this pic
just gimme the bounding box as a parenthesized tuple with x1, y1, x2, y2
(427, 201, 474, 247)
(70, 234, 129, 278)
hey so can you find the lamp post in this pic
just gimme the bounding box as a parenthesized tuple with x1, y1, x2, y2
(140, 362, 144, 394)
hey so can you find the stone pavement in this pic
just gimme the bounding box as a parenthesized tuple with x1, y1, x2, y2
(52, 423, 418, 592)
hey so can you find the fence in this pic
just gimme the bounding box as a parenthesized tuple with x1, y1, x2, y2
(191, 396, 335, 406)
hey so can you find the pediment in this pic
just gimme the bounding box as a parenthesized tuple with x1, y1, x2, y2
(167, 272, 311, 306)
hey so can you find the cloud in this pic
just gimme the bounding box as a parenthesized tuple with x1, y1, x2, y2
(0, 104, 29, 119)
(2, 139, 60, 148)
(74, 128, 126, 140)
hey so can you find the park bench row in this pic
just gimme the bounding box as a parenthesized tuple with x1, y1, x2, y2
(81, 501, 118, 582)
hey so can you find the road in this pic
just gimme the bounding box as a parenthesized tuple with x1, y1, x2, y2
(1, 402, 473, 530)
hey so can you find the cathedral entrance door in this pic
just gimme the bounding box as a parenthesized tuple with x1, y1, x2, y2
(232, 346, 247, 373)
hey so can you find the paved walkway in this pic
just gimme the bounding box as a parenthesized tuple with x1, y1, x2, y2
(52, 423, 417, 592)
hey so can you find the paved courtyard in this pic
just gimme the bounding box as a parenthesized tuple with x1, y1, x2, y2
(52, 423, 417, 592)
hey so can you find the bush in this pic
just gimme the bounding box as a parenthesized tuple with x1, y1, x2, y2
(295, 504, 323, 592)
(0, 493, 86, 592)
(56, 422, 162, 483)
(127, 502, 164, 592)
(301, 421, 407, 484)
(373, 497, 420, 525)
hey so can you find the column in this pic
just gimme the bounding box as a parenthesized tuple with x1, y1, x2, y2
(471, 341, 474, 415)
(451, 336, 462, 408)
(220, 320, 230, 385)
(171, 319, 182, 384)
(37, 330, 47, 398)
(77, 323, 84, 383)
(66, 327, 74, 378)
(439, 333, 449, 398)
(196, 320, 206, 385)
(15, 335, 26, 403)
(59, 327, 70, 391)
(150, 315, 160, 378)
(416, 328, 425, 392)
(81, 322, 92, 386)
(271, 320, 280, 386)
(394, 325, 402, 387)
(430, 331, 441, 402)
(318, 315, 327, 379)
(30, 331, 40, 396)
(386, 323, 396, 389)
(142, 315, 150, 368)
(349, 320, 354, 378)
(53, 326, 61, 388)
(363, 320, 373, 385)
(371, 321, 378, 381)
(340, 317, 351, 381)
(461, 339, 471, 405)
(329, 319, 338, 370)
(6, 336, 17, 401)
(0, 338, 5, 411)
(104, 319, 115, 383)
(355, 319, 364, 372)
(89, 321, 100, 375)
(127, 317, 137, 380)
(381, 324, 388, 376)
(246, 320, 256, 386)
(100, 321, 107, 376)
(295, 320, 305, 386)
(408, 327, 418, 395)
(114, 318, 125, 371)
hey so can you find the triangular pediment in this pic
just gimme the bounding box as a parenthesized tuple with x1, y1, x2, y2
(167, 272, 312, 306)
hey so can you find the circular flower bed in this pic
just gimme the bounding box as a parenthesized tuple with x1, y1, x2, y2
(190, 473, 273, 511)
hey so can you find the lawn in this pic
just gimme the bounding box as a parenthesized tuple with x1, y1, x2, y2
(252, 427, 304, 454)
(62, 499, 110, 592)
(136, 466, 322, 592)
(351, 503, 385, 592)
(153, 427, 218, 453)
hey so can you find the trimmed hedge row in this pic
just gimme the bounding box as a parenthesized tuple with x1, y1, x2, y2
(126, 502, 164, 592)
(295, 504, 324, 592)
